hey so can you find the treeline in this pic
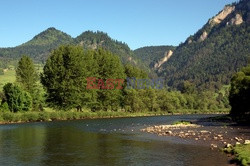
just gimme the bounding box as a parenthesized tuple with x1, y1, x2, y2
(0, 45, 229, 114)
(229, 64, 250, 123)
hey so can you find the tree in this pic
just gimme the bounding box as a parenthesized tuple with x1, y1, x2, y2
(179, 81, 195, 94)
(124, 89, 145, 112)
(16, 55, 44, 111)
(3, 83, 32, 112)
(41, 45, 96, 110)
(229, 65, 250, 121)
(16, 55, 38, 92)
(93, 49, 126, 111)
(124, 64, 148, 79)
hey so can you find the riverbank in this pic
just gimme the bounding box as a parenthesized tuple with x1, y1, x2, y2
(223, 144, 250, 166)
(0, 108, 228, 125)
(0, 110, 166, 125)
(141, 120, 250, 165)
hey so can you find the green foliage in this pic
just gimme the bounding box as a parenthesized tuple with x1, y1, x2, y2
(16, 55, 44, 111)
(134, 46, 176, 68)
(2, 83, 32, 112)
(124, 64, 148, 78)
(224, 144, 250, 166)
(233, 144, 250, 166)
(172, 120, 191, 125)
(123, 88, 227, 113)
(0, 28, 73, 62)
(75, 31, 135, 63)
(0, 102, 10, 112)
(0, 68, 4, 75)
(229, 65, 250, 121)
(93, 49, 126, 111)
(179, 81, 196, 94)
(41, 46, 126, 111)
(0, 69, 16, 91)
(0, 109, 168, 123)
(158, 0, 250, 90)
(41, 45, 93, 110)
(0, 28, 144, 68)
(16, 55, 38, 92)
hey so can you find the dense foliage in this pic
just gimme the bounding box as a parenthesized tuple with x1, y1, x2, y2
(0, 28, 144, 68)
(16, 55, 38, 92)
(16, 55, 44, 111)
(158, 0, 250, 90)
(229, 65, 250, 121)
(39, 45, 228, 113)
(134, 46, 175, 68)
(1, 1, 249, 117)
(0, 28, 73, 63)
(41, 46, 126, 111)
(2, 83, 32, 112)
(159, 24, 250, 90)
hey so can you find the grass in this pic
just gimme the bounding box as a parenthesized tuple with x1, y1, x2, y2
(172, 120, 191, 125)
(0, 109, 170, 124)
(0, 69, 16, 90)
(0, 107, 231, 124)
(223, 144, 250, 166)
(0, 64, 43, 91)
(234, 144, 250, 166)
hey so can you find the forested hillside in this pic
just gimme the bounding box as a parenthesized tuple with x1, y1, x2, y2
(0, 28, 73, 63)
(158, 0, 250, 90)
(0, 28, 141, 67)
(134, 46, 176, 69)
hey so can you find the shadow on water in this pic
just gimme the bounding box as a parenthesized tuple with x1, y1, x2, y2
(0, 115, 229, 166)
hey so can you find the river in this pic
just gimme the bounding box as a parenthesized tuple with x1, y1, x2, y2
(0, 115, 229, 166)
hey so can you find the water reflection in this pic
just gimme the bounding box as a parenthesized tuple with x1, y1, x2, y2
(0, 115, 229, 166)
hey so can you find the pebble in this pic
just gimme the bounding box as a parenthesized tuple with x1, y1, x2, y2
(226, 144, 232, 148)
(200, 130, 209, 133)
(210, 144, 217, 149)
(235, 137, 242, 141)
(165, 131, 173, 135)
(244, 140, 250, 144)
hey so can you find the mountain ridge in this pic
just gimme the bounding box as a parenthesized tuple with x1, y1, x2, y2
(157, 0, 250, 89)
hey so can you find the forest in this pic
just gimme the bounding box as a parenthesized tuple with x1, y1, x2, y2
(0, 45, 233, 122)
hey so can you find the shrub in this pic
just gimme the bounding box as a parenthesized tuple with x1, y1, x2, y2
(0, 102, 10, 112)
(3, 83, 32, 112)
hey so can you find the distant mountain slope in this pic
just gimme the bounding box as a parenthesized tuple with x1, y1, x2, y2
(75, 31, 136, 64)
(0, 28, 140, 66)
(158, 0, 250, 89)
(133, 46, 176, 70)
(0, 28, 73, 62)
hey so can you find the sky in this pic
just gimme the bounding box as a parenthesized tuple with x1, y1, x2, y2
(0, 0, 237, 50)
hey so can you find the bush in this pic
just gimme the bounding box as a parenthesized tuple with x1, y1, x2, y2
(0, 102, 10, 112)
(3, 83, 32, 112)
(2, 112, 15, 122)
(38, 112, 50, 121)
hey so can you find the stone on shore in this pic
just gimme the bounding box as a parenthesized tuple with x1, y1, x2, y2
(244, 140, 250, 145)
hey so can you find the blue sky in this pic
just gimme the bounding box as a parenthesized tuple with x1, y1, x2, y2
(0, 0, 236, 50)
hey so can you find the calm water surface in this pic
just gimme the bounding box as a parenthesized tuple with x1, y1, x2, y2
(0, 115, 229, 166)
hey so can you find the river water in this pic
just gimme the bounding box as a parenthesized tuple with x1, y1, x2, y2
(0, 115, 229, 166)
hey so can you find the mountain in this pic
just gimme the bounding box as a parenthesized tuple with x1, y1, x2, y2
(74, 31, 137, 64)
(157, 0, 250, 90)
(0, 28, 73, 62)
(0, 28, 139, 66)
(133, 46, 176, 70)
